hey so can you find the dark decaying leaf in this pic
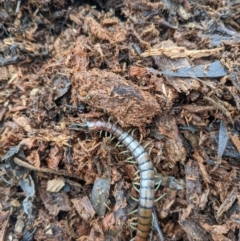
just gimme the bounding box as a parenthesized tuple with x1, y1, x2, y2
(1, 145, 21, 162)
(19, 175, 35, 217)
(22, 227, 36, 241)
(0, 160, 30, 186)
(91, 178, 111, 218)
(218, 120, 229, 163)
(162, 60, 227, 78)
(113, 180, 127, 221)
(205, 34, 240, 47)
(104, 180, 127, 239)
(39, 182, 72, 216)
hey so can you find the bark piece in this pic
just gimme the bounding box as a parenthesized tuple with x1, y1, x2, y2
(74, 69, 161, 127)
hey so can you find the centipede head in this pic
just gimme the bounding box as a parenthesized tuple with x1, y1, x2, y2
(69, 120, 89, 130)
(69, 119, 99, 131)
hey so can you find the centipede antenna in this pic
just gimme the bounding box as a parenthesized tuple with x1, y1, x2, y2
(129, 209, 138, 215)
(154, 193, 166, 203)
(130, 194, 139, 202)
(68, 122, 88, 130)
(155, 180, 162, 191)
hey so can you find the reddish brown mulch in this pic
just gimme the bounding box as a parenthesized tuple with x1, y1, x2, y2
(1, 0, 240, 240)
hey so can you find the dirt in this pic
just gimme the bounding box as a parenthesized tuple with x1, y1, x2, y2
(1, 0, 240, 240)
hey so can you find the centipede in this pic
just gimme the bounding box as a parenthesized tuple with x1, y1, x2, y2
(75, 119, 155, 241)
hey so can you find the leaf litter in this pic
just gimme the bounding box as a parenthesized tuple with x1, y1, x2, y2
(1, 0, 240, 240)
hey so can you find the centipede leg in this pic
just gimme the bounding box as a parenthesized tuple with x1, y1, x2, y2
(130, 222, 138, 230)
(130, 129, 137, 137)
(106, 131, 111, 138)
(108, 116, 114, 123)
(133, 170, 140, 176)
(144, 141, 152, 149)
(133, 182, 140, 187)
(115, 141, 121, 148)
(119, 150, 130, 155)
(128, 129, 132, 133)
(133, 176, 140, 181)
(154, 193, 166, 203)
(109, 135, 115, 142)
(129, 209, 138, 215)
(124, 161, 137, 165)
(148, 145, 154, 155)
(133, 183, 140, 193)
(123, 156, 137, 164)
(130, 194, 139, 202)
(155, 180, 162, 191)
(115, 141, 124, 148)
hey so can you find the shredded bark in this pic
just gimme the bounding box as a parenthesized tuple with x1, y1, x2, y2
(1, 0, 240, 240)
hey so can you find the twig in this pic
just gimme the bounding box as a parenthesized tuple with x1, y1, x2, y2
(13, 157, 83, 186)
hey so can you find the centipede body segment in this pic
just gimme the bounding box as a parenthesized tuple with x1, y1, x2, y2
(79, 120, 155, 241)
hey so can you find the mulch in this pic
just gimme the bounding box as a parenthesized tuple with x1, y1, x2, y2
(1, 0, 240, 240)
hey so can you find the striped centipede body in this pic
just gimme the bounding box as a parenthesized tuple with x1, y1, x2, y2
(78, 120, 155, 241)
